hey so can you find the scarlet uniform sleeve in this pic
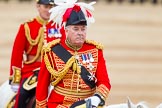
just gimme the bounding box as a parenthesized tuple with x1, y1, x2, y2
(95, 49, 111, 100)
(36, 59, 51, 107)
(9, 24, 26, 83)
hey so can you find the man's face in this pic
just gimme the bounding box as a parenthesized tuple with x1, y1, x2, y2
(37, 4, 53, 20)
(66, 25, 87, 47)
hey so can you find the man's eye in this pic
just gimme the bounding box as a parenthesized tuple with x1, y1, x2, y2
(73, 28, 79, 31)
(81, 29, 85, 31)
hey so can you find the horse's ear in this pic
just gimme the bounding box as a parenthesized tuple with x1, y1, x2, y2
(127, 96, 134, 108)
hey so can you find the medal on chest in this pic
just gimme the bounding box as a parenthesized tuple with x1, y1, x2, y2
(48, 28, 62, 38)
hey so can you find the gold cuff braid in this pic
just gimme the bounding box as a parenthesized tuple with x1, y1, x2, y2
(12, 66, 21, 84)
(36, 99, 47, 108)
(96, 84, 110, 101)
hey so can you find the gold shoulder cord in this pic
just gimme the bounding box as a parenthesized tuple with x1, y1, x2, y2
(41, 39, 61, 59)
(42, 39, 80, 86)
(24, 23, 44, 64)
(85, 40, 104, 50)
(44, 54, 75, 86)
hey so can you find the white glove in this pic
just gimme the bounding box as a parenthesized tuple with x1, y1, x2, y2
(11, 84, 19, 92)
(85, 96, 101, 107)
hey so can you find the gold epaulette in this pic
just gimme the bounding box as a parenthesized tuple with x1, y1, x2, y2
(85, 40, 104, 50)
(24, 18, 34, 24)
(41, 39, 61, 59)
(42, 39, 61, 53)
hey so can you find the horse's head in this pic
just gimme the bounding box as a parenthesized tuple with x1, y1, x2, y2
(136, 102, 148, 108)
(127, 97, 148, 108)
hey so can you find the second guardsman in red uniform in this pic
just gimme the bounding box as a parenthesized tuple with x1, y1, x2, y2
(36, 0, 111, 108)
(8, 0, 65, 107)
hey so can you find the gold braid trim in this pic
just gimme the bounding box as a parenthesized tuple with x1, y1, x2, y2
(85, 40, 104, 50)
(6, 93, 16, 108)
(96, 84, 110, 101)
(41, 39, 61, 59)
(24, 23, 44, 46)
(24, 23, 44, 64)
(12, 66, 21, 84)
(25, 36, 43, 64)
(36, 99, 47, 108)
(36, 16, 48, 25)
(42, 39, 77, 86)
(43, 39, 81, 86)
(44, 54, 75, 86)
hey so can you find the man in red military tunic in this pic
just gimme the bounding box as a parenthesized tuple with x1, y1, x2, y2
(8, 0, 65, 107)
(36, 0, 111, 108)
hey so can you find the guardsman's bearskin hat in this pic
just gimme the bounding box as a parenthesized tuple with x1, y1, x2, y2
(36, 0, 54, 5)
(49, 0, 96, 28)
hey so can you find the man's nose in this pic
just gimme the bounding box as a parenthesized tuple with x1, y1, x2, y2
(78, 29, 83, 34)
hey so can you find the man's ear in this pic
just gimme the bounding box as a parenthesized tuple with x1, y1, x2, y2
(65, 27, 70, 35)
(65, 27, 68, 32)
(36, 3, 40, 9)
